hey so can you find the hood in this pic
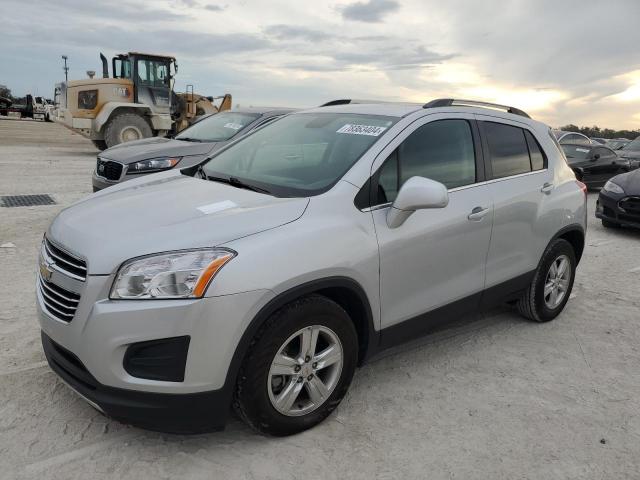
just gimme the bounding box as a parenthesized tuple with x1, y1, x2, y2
(610, 168, 640, 194)
(618, 149, 640, 160)
(101, 137, 218, 164)
(48, 172, 309, 274)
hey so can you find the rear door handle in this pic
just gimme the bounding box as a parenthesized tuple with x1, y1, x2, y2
(468, 206, 489, 221)
(541, 182, 554, 194)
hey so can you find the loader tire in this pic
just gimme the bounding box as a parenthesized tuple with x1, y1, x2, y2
(104, 113, 152, 148)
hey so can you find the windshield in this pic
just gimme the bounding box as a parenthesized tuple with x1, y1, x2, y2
(621, 137, 640, 152)
(561, 145, 591, 160)
(607, 140, 628, 150)
(202, 112, 397, 196)
(176, 112, 259, 142)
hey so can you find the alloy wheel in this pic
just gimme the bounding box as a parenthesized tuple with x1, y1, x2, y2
(267, 325, 343, 417)
(544, 254, 571, 309)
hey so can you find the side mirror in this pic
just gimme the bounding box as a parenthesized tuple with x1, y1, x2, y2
(592, 153, 600, 161)
(386, 176, 449, 228)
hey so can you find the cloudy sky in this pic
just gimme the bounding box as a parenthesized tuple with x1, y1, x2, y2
(2, 0, 640, 129)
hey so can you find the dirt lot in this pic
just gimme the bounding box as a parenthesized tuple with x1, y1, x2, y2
(1, 118, 640, 480)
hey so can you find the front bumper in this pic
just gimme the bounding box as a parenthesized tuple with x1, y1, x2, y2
(92, 170, 119, 191)
(42, 332, 230, 433)
(37, 270, 273, 432)
(596, 190, 640, 228)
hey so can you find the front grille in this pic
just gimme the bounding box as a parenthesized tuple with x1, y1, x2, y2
(618, 196, 640, 219)
(38, 275, 81, 323)
(43, 238, 87, 281)
(96, 158, 124, 181)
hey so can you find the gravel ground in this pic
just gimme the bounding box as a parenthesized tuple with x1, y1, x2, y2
(1, 118, 640, 480)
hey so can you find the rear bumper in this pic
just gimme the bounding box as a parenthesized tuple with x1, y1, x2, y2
(42, 331, 231, 433)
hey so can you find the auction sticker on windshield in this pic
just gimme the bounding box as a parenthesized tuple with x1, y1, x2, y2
(224, 123, 244, 130)
(337, 124, 387, 136)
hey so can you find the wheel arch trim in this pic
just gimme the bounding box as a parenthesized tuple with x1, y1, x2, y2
(223, 277, 376, 393)
(548, 223, 585, 264)
(95, 103, 152, 131)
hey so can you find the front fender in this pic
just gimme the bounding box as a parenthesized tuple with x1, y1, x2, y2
(95, 103, 152, 131)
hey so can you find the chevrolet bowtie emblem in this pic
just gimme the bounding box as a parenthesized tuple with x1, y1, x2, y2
(39, 255, 54, 282)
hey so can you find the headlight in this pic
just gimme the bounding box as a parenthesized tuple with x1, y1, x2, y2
(110, 248, 235, 299)
(128, 157, 181, 173)
(603, 180, 624, 195)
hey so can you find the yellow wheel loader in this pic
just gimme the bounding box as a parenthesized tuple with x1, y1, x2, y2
(56, 52, 231, 150)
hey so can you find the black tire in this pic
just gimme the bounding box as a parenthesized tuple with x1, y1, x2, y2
(104, 113, 152, 148)
(517, 239, 577, 322)
(91, 140, 108, 151)
(234, 295, 358, 436)
(601, 219, 620, 229)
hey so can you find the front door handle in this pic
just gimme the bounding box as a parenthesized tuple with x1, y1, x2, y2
(468, 206, 489, 221)
(541, 182, 554, 194)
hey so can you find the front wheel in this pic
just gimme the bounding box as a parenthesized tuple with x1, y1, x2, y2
(234, 295, 358, 436)
(517, 239, 577, 322)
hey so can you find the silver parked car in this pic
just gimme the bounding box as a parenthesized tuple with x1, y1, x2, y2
(92, 107, 296, 191)
(38, 99, 587, 436)
(552, 129, 593, 145)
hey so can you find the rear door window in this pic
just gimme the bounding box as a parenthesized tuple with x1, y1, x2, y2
(484, 122, 531, 178)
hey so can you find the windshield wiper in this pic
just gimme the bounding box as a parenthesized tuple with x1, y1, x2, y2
(205, 174, 271, 194)
(196, 164, 208, 179)
(177, 137, 202, 142)
(229, 176, 271, 194)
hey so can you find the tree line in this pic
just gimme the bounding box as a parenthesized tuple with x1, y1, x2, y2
(558, 124, 639, 140)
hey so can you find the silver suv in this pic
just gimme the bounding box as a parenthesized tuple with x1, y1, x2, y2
(37, 99, 587, 436)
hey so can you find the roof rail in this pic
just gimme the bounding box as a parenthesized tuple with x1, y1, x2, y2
(320, 99, 384, 107)
(423, 98, 531, 119)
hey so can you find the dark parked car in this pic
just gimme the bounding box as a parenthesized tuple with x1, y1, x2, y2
(92, 107, 296, 191)
(615, 137, 640, 170)
(596, 169, 640, 228)
(562, 143, 634, 189)
(591, 137, 607, 145)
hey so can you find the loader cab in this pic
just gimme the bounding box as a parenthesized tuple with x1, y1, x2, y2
(112, 53, 174, 115)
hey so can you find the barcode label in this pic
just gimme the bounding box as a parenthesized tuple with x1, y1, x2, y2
(336, 124, 387, 136)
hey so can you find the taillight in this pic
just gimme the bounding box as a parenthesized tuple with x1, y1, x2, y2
(576, 180, 587, 195)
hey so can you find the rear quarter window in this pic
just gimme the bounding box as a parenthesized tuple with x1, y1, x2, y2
(524, 130, 547, 170)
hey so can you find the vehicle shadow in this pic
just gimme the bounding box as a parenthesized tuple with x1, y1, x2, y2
(127, 305, 524, 443)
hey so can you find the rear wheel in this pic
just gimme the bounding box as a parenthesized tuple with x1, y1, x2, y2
(517, 239, 576, 322)
(234, 295, 358, 436)
(104, 113, 152, 148)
